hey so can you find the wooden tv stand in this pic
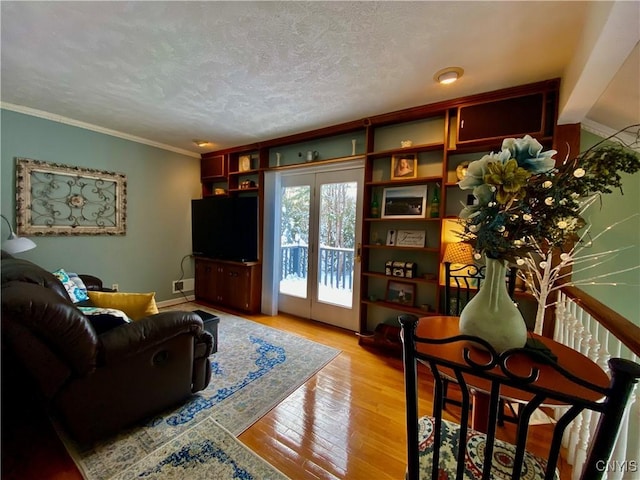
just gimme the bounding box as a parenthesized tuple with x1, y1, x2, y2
(194, 257, 261, 313)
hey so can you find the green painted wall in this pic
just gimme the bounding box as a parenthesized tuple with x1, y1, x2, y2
(1, 109, 201, 302)
(572, 129, 640, 324)
(4, 112, 637, 320)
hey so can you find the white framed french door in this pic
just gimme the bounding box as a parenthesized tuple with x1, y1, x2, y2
(277, 166, 363, 331)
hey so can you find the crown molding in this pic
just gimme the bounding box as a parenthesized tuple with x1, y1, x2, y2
(0, 102, 200, 158)
(581, 118, 639, 152)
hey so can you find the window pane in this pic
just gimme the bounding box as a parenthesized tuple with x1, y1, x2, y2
(317, 181, 357, 307)
(279, 185, 310, 299)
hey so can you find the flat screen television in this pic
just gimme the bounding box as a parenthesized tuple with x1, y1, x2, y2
(191, 196, 258, 262)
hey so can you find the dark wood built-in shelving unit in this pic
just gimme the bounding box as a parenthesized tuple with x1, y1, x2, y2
(197, 78, 575, 331)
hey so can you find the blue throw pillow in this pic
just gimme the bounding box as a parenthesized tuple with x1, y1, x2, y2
(52, 268, 89, 303)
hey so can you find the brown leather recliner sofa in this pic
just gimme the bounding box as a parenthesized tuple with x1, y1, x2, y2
(1, 252, 213, 443)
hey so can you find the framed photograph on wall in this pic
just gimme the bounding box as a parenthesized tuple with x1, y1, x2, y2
(381, 185, 427, 219)
(385, 280, 415, 306)
(391, 153, 417, 180)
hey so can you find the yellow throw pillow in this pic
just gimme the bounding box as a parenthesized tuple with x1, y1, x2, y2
(87, 291, 159, 321)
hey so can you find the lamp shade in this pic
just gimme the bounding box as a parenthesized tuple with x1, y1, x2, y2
(442, 242, 473, 265)
(2, 233, 37, 254)
(1, 214, 36, 254)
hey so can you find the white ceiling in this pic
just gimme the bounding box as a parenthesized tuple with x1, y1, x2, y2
(1, 1, 638, 158)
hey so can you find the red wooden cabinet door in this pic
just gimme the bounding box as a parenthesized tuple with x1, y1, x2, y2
(457, 93, 545, 143)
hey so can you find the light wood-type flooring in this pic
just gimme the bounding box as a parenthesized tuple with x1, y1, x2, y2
(1, 303, 571, 479)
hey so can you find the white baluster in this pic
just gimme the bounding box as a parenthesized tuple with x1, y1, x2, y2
(623, 383, 639, 480)
(560, 303, 576, 446)
(579, 316, 592, 358)
(612, 337, 623, 359)
(569, 315, 587, 466)
(562, 302, 577, 347)
(561, 305, 580, 448)
(564, 311, 578, 350)
(573, 308, 585, 352)
(555, 294, 637, 479)
(555, 292, 567, 344)
(608, 386, 634, 480)
(554, 294, 565, 439)
(573, 409, 594, 480)
(596, 325, 611, 373)
(579, 318, 608, 477)
(568, 313, 588, 471)
(567, 408, 583, 465)
(564, 300, 575, 348)
(587, 333, 600, 365)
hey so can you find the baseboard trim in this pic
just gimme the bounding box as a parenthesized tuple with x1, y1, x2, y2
(156, 295, 195, 308)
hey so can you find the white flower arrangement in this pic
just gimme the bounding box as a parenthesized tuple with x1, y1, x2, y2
(457, 126, 640, 333)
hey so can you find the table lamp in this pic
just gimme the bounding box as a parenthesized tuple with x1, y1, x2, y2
(442, 242, 473, 265)
(1, 214, 36, 254)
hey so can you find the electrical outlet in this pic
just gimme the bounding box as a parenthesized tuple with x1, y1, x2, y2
(173, 280, 184, 293)
(111, 283, 119, 291)
(172, 278, 194, 294)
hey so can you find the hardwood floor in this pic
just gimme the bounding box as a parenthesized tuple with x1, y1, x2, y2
(1, 304, 572, 479)
(239, 311, 414, 480)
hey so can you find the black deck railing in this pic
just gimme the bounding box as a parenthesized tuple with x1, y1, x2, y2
(280, 244, 354, 290)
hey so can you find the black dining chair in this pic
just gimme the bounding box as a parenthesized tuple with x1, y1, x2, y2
(398, 314, 640, 480)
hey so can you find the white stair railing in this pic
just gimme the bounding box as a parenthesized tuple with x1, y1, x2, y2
(555, 290, 639, 480)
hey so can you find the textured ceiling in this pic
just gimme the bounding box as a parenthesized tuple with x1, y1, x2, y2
(1, 1, 638, 157)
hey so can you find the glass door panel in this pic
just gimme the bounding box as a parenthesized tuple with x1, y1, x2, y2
(279, 184, 311, 299)
(277, 167, 363, 331)
(278, 174, 314, 318)
(316, 181, 358, 308)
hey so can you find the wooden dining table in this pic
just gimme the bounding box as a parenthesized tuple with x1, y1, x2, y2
(413, 316, 610, 432)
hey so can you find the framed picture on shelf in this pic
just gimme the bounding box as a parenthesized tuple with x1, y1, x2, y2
(391, 153, 417, 180)
(385, 280, 415, 306)
(381, 185, 427, 219)
(386, 230, 397, 246)
(396, 230, 426, 247)
(238, 155, 251, 172)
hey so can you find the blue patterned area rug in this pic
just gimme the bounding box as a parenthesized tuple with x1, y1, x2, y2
(59, 308, 340, 480)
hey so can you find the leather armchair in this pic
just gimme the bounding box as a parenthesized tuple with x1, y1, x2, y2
(1, 252, 213, 443)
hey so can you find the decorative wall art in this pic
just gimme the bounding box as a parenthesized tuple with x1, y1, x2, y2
(391, 153, 417, 180)
(15, 158, 127, 236)
(381, 185, 427, 219)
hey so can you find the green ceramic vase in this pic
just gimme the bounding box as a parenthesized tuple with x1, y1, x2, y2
(458, 255, 527, 353)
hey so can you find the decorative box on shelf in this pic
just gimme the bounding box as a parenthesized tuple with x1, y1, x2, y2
(385, 261, 417, 279)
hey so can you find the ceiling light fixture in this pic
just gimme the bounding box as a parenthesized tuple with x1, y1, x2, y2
(434, 67, 464, 85)
(193, 140, 210, 148)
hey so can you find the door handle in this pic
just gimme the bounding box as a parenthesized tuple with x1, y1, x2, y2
(356, 243, 361, 263)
